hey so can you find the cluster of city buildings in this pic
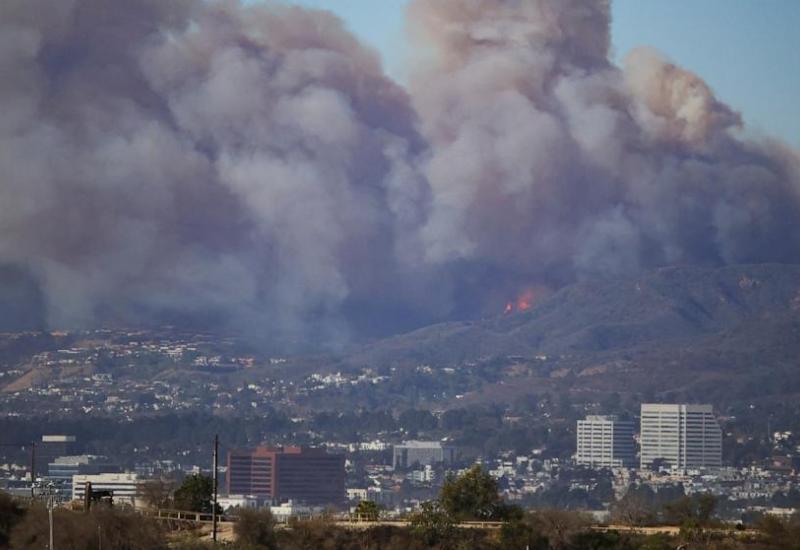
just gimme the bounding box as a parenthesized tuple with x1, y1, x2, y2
(3, 434, 460, 513)
(1, 401, 797, 521)
(221, 441, 459, 511)
(576, 404, 723, 471)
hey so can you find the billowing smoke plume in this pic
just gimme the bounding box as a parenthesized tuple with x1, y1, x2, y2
(1, 0, 798, 345)
(410, 0, 800, 286)
(0, 0, 437, 342)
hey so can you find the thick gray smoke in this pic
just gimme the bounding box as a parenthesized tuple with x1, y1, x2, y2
(410, 0, 800, 286)
(0, 0, 437, 343)
(1, 0, 798, 345)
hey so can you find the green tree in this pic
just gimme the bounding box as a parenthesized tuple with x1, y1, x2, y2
(409, 500, 456, 547)
(439, 464, 516, 521)
(0, 491, 24, 546)
(234, 508, 277, 550)
(499, 515, 549, 550)
(635, 533, 674, 550)
(354, 500, 381, 521)
(662, 494, 717, 527)
(173, 474, 214, 513)
(662, 494, 718, 546)
(398, 409, 438, 434)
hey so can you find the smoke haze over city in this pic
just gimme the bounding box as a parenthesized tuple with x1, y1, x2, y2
(1, 0, 799, 346)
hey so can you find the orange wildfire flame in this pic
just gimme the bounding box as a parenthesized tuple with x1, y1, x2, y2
(504, 289, 536, 314)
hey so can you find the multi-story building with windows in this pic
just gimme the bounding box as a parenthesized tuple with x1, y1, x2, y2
(72, 473, 140, 506)
(392, 441, 456, 470)
(640, 404, 722, 470)
(576, 415, 636, 468)
(36, 435, 78, 477)
(226, 446, 344, 506)
(46, 455, 121, 483)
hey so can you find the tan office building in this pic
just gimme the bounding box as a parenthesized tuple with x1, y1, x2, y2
(640, 404, 722, 470)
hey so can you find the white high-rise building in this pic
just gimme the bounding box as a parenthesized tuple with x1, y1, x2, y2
(640, 404, 722, 470)
(576, 415, 636, 468)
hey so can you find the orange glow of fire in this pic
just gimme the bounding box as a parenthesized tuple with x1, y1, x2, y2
(517, 289, 535, 311)
(504, 289, 536, 315)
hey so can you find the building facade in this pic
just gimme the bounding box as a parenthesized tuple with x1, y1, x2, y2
(392, 441, 456, 470)
(47, 455, 121, 483)
(576, 415, 636, 468)
(36, 435, 77, 477)
(72, 473, 140, 506)
(640, 404, 722, 470)
(226, 446, 344, 506)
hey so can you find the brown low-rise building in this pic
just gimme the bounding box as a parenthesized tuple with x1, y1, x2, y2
(226, 446, 344, 506)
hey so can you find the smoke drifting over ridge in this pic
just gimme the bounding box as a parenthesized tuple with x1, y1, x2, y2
(1, 0, 799, 345)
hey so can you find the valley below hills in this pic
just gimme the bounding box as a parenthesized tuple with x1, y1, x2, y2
(1, 263, 799, 414)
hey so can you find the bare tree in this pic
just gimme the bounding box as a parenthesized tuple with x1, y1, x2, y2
(528, 509, 591, 550)
(610, 491, 655, 527)
(140, 479, 176, 510)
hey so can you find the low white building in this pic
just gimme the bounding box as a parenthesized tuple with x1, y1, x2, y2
(407, 464, 436, 484)
(218, 494, 261, 511)
(346, 488, 368, 502)
(269, 501, 318, 522)
(72, 473, 140, 506)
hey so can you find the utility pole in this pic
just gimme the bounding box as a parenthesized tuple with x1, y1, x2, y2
(44, 482, 55, 550)
(48, 496, 54, 550)
(84, 482, 92, 512)
(30, 442, 36, 498)
(212, 434, 219, 543)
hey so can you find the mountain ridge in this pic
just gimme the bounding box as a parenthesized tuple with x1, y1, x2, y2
(347, 263, 800, 367)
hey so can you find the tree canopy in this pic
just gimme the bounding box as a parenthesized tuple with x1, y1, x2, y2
(234, 508, 277, 550)
(354, 500, 381, 521)
(173, 474, 214, 513)
(439, 464, 517, 521)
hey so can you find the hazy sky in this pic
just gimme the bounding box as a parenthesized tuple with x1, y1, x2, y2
(284, 0, 800, 149)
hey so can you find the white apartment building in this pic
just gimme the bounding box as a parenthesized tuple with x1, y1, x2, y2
(576, 415, 636, 468)
(640, 404, 722, 470)
(72, 473, 140, 506)
(392, 441, 455, 470)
